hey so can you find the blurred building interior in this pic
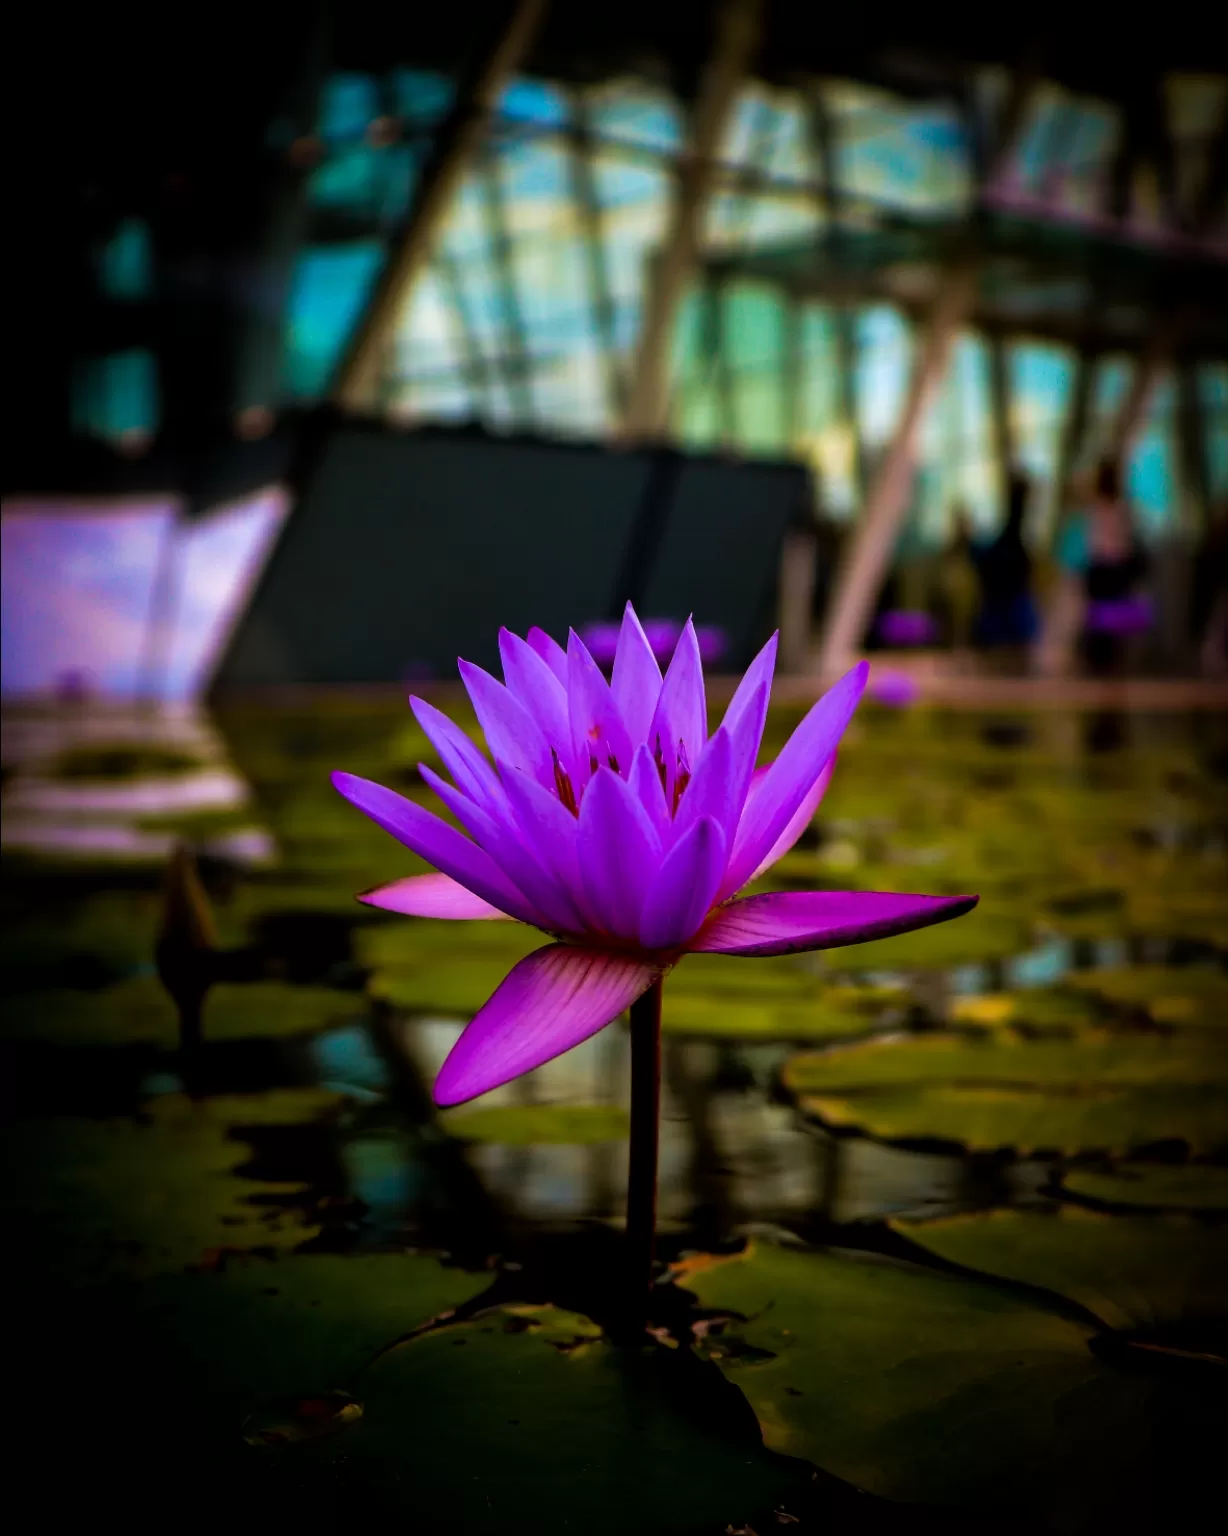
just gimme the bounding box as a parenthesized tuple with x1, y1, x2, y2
(4, 1, 1226, 698)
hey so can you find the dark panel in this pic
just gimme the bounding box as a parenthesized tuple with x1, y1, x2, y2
(214, 428, 651, 686)
(637, 458, 807, 669)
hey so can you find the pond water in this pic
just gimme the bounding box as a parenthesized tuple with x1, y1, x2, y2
(3, 697, 1226, 1534)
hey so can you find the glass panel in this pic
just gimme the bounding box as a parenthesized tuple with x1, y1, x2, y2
(1009, 341, 1075, 539)
(1199, 363, 1228, 504)
(1125, 372, 1178, 540)
(282, 242, 384, 398)
(71, 350, 159, 443)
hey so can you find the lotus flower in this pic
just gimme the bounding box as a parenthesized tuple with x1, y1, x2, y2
(333, 605, 976, 1106)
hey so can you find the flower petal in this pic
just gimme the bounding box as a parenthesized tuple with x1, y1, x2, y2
(527, 625, 568, 684)
(671, 725, 738, 849)
(611, 602, 663, 745)
(459, 660, 554, 787)
(331, 772, 542, 925)
(499, 628, 572, 761)
(719, 631, 777, 744)
(647, 618, 706, 800)
(434, 944, 661, 1104)
(745, 754, 836, 883)
(629, 742, 671, 842)
(577, 765, 662, 941)
(410, 696, 506, 817)
(500, 764, 598, 929)
(567, 629, 634, 783)
(638, 815, 727, 951)
(419, 763, 584, 934)
(719, 662, 868, 898)
(358, 874, 510, 919)
(689, 890, 979, 956)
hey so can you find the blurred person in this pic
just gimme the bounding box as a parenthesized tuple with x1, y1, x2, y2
(1055, 459, 1151, 678)
(973, 472, 1039, 667)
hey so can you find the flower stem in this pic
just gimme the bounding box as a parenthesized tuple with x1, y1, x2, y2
(623, 976, 663, 1340)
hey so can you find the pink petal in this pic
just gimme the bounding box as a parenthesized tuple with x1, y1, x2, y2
(718, 663, 867, 899)
(566, 629, 634, 784)
(499, 629, 572, 764)
(459, 660, 554, 788)
(331, 772, 542, 925)
(434, 944, 661, 1104)
(639, 815, 727, 951)
(410, 696, 507, 818)
(577, 764, 662, 941)
(419, 763, 584, 934)
(746, 754, 836, 883)
(689, 890, 979, 956)
(671, 725, 738, 849)
(611, 602, 663, 745)
(358, 874, 510, 920)
(629, 742, 671, 842)
(647, 618, 707, 800)
(500, 765, 599, 929)
(527, 625, 569, 684)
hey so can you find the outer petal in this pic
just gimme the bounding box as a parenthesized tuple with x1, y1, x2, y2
(459, 660, 554, 787)
(419, 763, 584, 934)
(527, 626, 569, 684)
(688, 890, 979, 956)
(745, 754, 836, 883)
(577, 765, 662, 941)
(647, 618, 706, 797)
(410, 696, 507, 817)
(719, 632, 777, 744)
(611, 602, 663, 745)
(719, 662, 867, 898)
(567, 629, 634, 782)
(638, 815, 727, 951)
(331, 772, 543, 925)
(434, 944, 661, 1104)
(499, 629, 572, 761)
(358, 874, 510, 920)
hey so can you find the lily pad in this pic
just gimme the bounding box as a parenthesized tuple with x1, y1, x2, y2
(783, 1031, 1228, 1155)
(1065, 966, 1228, 1030)
(276, 1303, 802, 1534)
(1061, 1163, 1228, 1212)
(5, 1089, 344, 1284)
(439, 1104, 631, 1145)
(674, 1239, 1166, 1530)
(892, 1207, 1228, 1336)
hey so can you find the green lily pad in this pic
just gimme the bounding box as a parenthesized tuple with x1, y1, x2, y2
(674, 1238, 1167, 1529)
(274, 1304, 802, 1533)
(5, 1089, 344, 1284)
(783, 1031, 1228, 1155)
(1061, 1163, 1228, 1212)
(1065, 966, 1228, 1030)
(0, 977, 365, 1048)
(892, 1207, 1228, 1335)
(439, 1104, 631, 1145)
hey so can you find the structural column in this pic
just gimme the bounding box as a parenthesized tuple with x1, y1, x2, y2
(619, 0, 763, 440)
(332, 0, 546, 412)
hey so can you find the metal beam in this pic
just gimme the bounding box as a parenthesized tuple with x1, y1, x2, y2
(816, 61, 1039, 674)
(619, 0, 763, 440)
(987, 330, 1013, 518)
(331, 0, 546, 411)
(817, 262, 978, 673)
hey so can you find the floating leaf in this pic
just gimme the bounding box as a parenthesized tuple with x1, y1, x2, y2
(892, 1207, 1228, 1335)
(784, 1032, 1228, 1155)
(1061, 1163, 1228, 1212)
(674, 1238, 1194, 1529)
(439, 1104, 631, 1145)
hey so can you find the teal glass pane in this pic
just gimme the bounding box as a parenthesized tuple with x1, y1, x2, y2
(99, 219, 153, 301)
(824, 80, 972, 214)
(796, 304, 855, 516)
(675, 380, 722, 450)
(1082, 355, 1136, 470)
(390, 68, 454, 126)
(498, 77, 569, 129)
(855, 305, 911, 448)
(71, 350, 158, 442)
(282, 241, 384, 398)
(585, 80, 681, 156)
(319, 74, 380, 141)
(1125, 373, 1177, 539)
(1008, 341, 1075, 538)
(309, 143, 419, 223)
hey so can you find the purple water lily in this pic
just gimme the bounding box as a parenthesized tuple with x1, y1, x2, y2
(333, 604, 976, 1107)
